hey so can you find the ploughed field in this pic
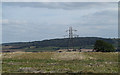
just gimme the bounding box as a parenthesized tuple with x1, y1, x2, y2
(2, 52, 118, 73)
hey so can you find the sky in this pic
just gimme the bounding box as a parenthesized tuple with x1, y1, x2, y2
(2, 2, 118, 43)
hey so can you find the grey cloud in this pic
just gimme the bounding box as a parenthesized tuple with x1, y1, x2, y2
(79, 9, 118, 26)
(2, 2, 118, 43)
(3, 2, 117, 10)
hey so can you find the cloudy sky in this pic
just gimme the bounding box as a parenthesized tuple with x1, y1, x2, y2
(2, 2, 118, 43)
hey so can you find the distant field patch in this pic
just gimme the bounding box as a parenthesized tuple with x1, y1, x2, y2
(53, 52, 91, 60)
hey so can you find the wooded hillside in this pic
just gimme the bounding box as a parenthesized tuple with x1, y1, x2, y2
(2, 37, 118, 52)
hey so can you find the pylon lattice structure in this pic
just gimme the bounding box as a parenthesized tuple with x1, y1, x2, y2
(66, 26, 79, 50)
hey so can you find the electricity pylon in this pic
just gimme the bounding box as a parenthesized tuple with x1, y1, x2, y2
(65, 26, 79, 50)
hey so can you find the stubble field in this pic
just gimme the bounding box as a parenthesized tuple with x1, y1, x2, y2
(2, 52, 119, 73)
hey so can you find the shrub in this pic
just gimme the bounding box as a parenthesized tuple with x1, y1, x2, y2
(94, 40, 115, 52)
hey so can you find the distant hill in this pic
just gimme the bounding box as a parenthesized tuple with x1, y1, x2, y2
(2, 37, 118, 52)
